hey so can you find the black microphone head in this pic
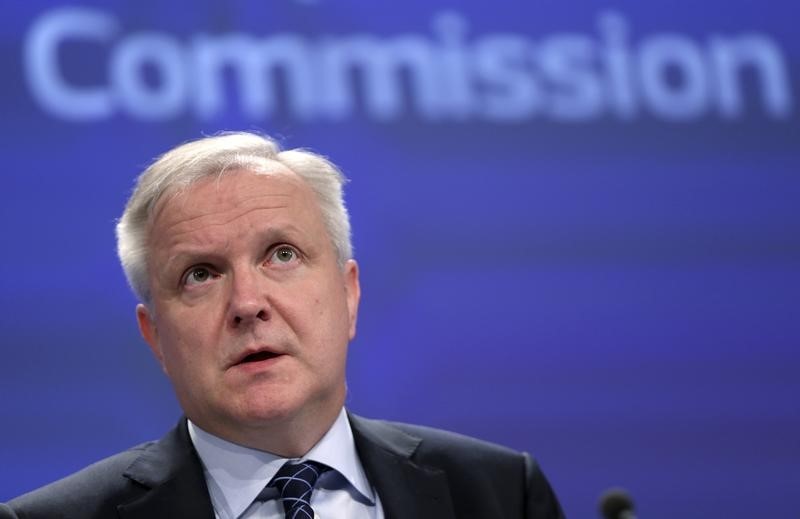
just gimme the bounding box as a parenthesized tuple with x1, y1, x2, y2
(599, 487, 635, 519)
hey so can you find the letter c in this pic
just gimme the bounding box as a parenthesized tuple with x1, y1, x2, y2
(23, 7, 118, 121)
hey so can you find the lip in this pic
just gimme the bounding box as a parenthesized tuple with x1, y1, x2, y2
(228, 346, 285, 370)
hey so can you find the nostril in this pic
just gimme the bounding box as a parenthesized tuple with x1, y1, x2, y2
(231, 309, 268, 327)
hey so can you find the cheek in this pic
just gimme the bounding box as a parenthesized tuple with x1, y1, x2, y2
(314, 291, 352, 342)
(287, 290, 342, 345)
(158, 328, 194, 371)
(162, 292, 226, 338)
(158, 313, 215, 367)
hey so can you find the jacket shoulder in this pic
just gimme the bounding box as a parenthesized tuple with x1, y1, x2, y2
(8, 442, 154, 519)
(350, 415, 565, 518)
(363, 416, 525, 468)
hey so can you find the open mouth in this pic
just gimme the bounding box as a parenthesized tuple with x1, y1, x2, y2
(239, 350, 279, 364)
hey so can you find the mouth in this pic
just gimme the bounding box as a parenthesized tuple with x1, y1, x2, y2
(239, 350, 280, 364)
(230, 347, 285, 369)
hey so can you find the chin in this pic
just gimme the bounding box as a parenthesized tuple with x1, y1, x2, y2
(232, 392, 306, 424)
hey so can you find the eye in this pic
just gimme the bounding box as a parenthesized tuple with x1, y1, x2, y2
(182, 266, 217, 287)
(269, 245, 301, 266)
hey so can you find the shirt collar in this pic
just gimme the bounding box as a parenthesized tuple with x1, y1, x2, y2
(188, 408, 375, 519)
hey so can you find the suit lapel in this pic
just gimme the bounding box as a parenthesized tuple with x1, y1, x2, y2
(111, 414, 456, 519)
(116, 419, 215, 519)
(350, 414, 456, 519)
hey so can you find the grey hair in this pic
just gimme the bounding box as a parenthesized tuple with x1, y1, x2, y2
(116, 131, 352, 304)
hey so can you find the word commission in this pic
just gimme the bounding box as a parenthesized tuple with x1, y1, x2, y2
(25, 8, 794, 122)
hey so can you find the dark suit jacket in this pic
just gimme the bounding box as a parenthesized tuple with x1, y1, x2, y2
(3, 414, 564, 518)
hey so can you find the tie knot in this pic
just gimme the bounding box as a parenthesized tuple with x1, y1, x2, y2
(268, 460, 329, 518)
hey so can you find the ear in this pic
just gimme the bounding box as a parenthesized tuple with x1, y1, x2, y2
(343, 259, 361, 340)
(136, 303, 168, 374)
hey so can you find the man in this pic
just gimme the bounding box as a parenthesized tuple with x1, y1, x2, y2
(2, 132, 564, 518)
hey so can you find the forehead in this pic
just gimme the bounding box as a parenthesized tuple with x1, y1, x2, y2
(149, 168, 319, 231)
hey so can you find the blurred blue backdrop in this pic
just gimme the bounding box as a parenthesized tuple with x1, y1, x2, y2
(1, 1, 798, 517)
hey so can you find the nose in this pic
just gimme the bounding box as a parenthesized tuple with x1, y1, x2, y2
(227, 267, 270, 329)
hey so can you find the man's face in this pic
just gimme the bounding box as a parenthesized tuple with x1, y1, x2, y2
(136, 169, 359, 451)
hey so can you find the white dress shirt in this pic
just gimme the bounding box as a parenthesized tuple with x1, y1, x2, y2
(187, 408, 384, 519)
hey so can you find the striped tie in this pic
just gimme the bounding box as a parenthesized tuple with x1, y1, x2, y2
(267, 460, 329, 519)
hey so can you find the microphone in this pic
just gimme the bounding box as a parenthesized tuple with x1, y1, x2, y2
(599, 487, 637, 519)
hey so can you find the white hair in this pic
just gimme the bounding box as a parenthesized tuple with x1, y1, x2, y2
(116, 131, 352, 303)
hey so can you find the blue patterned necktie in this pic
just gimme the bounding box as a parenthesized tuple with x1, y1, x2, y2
(267, 460, 329, 519)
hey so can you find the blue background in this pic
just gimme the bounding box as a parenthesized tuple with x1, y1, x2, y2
(1, 2, 798, 518)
